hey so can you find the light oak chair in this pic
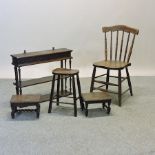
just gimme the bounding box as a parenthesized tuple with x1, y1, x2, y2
(90, 25, 139, 106)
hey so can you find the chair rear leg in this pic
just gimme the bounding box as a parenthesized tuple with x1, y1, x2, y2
(118, 70, 122, 106)
(76, 74, 84, 111)
(90, 66, 96, 92)
(126, 67, 133, 96)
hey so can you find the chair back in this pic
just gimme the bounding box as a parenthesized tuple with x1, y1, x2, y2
(102, 25, 139, 63)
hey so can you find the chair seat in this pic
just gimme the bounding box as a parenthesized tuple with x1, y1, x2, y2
(52, 68, 79, 75)
(93, 60, 131, 69)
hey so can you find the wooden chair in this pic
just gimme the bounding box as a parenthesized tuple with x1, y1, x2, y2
(90, 25, 139, 106)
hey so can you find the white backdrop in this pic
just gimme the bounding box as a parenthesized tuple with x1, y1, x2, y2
(0, 0, 155, 78)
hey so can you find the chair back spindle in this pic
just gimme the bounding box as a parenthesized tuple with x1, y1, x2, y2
(102, 25, 139, 63)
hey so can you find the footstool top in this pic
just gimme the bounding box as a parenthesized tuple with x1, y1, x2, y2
(10, 94, 41, 104)
(82, 92, 111, 102)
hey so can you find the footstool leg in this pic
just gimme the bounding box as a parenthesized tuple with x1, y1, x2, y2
(11, 105, 15, 119)
(85, 103, 88, 117)
(107, 101, 111, 114)
(36, 104, 40, 118)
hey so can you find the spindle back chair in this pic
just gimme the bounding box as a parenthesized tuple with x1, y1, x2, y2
(90, 25, 139, 106)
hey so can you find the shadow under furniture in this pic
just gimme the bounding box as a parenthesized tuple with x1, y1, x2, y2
(90, 25, 139, 106)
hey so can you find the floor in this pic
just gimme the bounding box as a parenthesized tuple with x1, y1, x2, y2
(0, 77, 155, 155)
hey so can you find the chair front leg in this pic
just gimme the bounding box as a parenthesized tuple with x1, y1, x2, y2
(126, 67, 133, 96)
(118, 70, 122, 106)
(90, 66, 96, 92)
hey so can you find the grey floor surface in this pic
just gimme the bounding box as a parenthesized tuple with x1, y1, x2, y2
(0, 77, 155, 155)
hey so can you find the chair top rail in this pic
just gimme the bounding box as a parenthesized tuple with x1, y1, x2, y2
(102, 25, 139, 35)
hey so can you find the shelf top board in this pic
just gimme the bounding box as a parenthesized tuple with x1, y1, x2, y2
(11, 48, 72, 59)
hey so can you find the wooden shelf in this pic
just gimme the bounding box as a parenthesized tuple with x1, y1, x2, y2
(13, 76, 53, 88)
(13, 75, 70, 88)
(40, 90, 71, 103)
(40, 94, 51, 102)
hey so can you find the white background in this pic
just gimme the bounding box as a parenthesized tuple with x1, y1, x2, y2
(0, 0, 155, 78)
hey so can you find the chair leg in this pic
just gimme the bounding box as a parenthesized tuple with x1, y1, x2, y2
(126, 67, 133, 96)
(76, 74, 84, 111)
(56, 75, 60, 106)
(72, 76, 77, 117)
(48, 75, 56, 113)
(90, 66, 96, 92)
(118, 70, 122, 106)
(106, 69, 110, 90)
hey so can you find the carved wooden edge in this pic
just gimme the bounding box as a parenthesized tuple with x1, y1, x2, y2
(102, 25, 139, 35)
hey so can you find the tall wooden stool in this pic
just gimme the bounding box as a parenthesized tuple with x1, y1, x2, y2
(81, 92, 111, 117)
(48, 68, 84, 117)
(10, 94, 41, 119)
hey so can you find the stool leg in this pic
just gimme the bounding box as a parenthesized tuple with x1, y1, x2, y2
(57, 75, 60, 106)
(76, 74, 84, 111)
(48, 75, 56, 113)
(72, 75, 77, 117)
(90, 66, 96, 92)
(106, 69, 110, 90)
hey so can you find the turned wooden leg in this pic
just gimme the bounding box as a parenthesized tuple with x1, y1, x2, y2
(11, 104, 16, 119)
(107, 101, 111, 114)
(102, 103, 105, 109)
(36, 104, 40, 118)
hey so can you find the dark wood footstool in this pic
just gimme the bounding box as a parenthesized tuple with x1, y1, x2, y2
(10, 94, 41, 119)
(81, 92, 111, 117)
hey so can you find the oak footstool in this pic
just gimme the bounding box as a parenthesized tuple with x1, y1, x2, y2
(10, 94, 41, 119)
(81, 92, 111, 117)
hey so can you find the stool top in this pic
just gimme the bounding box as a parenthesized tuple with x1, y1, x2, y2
(10, 94, 41, 104)
(82, 92, 111, 102)
(52, 68, 79, 75)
